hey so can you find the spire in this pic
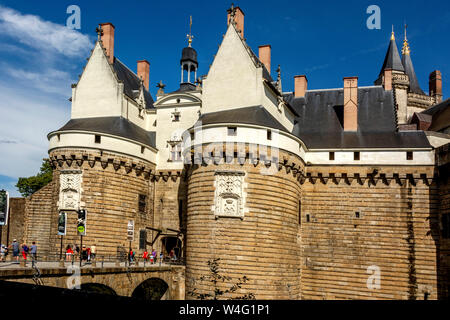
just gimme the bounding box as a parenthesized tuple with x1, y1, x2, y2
(401, 25, 425, 95)
(376, 29, 404, 81)
(187, 16, 194, 47)
(402, 24, 410, 55)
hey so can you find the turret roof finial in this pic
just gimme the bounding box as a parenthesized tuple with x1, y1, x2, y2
(402, 23, 410, 55)
(391, 24, 395, 40)
(187, 16, 194, 47)
(95, 25, 103, 41)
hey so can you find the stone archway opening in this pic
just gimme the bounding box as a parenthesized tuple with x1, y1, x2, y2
(161, 236, 182, 258)
(132, 278, 169, 300)
(79, 283, 117, 296)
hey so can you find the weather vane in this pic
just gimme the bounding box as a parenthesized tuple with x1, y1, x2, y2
(187, 16, 194, 47)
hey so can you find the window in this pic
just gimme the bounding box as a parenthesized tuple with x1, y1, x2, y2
(139, 229, 147, 250)
(355, 212, 360, 218)
(169, 143, 182, 162)
(306, 213, 311, 223)
(227, 127, 237, 136)
(267, 130, 272, 141)
(95, 135, 101, 144)
(407, 151, 413, 161)
(354, 152, 360, 161)
(190, 132, 195, 142)
(173, 114, 180, 122)
(138, 194, 147, 214)
(329, 152, 335, 161)
(141, 146, 145, 154)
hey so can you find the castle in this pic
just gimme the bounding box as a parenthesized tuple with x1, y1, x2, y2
(10, 5, 450, 299)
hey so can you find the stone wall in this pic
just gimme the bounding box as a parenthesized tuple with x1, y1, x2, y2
(436, 144, 450, 299)
(300, 165, 439, 300)
(23, 182, 58, 257)
(0, 198, 26, 246)
(23, 148, 156, 259)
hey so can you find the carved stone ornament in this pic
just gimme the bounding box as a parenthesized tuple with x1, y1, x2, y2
(213, 171, 246, 219)
(58, 170, 82, 211)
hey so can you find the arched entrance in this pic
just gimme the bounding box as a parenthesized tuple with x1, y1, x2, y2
(161, 236, 182, 258)
(132, 278, 169, 300)
(80, 283, 117, 295)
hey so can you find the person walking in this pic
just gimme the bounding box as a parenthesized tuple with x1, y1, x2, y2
(0, 244, 6, 262)
(30, 242, 37, 267)
(152, 248, 157, 264)
(159, 252, 163, 266)
(66, 245, 73, 262)
(10, 239, 20, 264)
(142, 250, 149, 262)
(21, 243, 29, 261)
(90, 244, 96, 261)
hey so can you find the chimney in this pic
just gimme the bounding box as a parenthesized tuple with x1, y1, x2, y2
(137, 60, 150, 91)
(429, 70, 443, 103)
(383, 69, 392, 91)
(100, 23, 115, 64)
(343, 77, 358, 131)
(227, 6, 245, 38)
(258, 45, 271, 74)
(294, 75, 308, 98)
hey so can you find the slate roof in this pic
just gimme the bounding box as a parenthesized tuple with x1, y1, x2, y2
(375, 36, 404, 84)
(54, 117, 156, 149)
(402, 53, 425, 95)
(283, 86, 432, 150)
(195, 106, 288, 132)
(421, 98, 450, 132)
(113, 58, 155, 109)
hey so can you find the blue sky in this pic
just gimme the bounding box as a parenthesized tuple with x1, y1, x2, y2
(0, 0, 449, 196)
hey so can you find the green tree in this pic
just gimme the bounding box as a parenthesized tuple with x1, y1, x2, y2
(188, 258, 256, 300)
(16, 159, 53, 197)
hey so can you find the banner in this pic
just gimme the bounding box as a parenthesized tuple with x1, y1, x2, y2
(57, 211, 66, 235)
(0, 190, 9, 226)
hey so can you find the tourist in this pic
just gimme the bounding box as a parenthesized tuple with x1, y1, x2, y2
(30, 242, 37, 267)
(21, 243, 29, 261)
(159, 252, 163, 266)
(66, 245, 73, 262)
(87, 247, 91, 263)
(152, 248, 157, 263)
(75, 245, 80, 260)
(128, 249, 135, 264)
(142, 250, 149, 262)
(9, 239, 20, 264)
(0, 244, 6, 262)
(90, 244, 96, 261)
(150, 251, 154, 264)
(81, 245, 88, 262)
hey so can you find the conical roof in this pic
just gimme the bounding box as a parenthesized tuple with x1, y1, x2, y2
(377, 32, 405, 77)
(401, 35, 425, 95)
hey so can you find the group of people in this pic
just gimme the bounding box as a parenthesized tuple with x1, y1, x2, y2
(127, 248, 178, 264)
(65, 244, 96, 262)
(0, 239, 37, 265)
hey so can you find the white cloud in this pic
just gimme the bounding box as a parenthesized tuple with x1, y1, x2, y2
(0, 5, 93, 57)
(0, 5, 93, 196)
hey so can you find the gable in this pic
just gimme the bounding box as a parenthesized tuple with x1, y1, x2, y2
(71, 41, 123, 119)
(202, 23, 263, 113)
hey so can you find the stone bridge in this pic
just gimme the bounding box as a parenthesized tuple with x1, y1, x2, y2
(0, 264, 185, 300)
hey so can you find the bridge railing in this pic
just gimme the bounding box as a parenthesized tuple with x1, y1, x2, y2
(0, 253, 185, 269)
